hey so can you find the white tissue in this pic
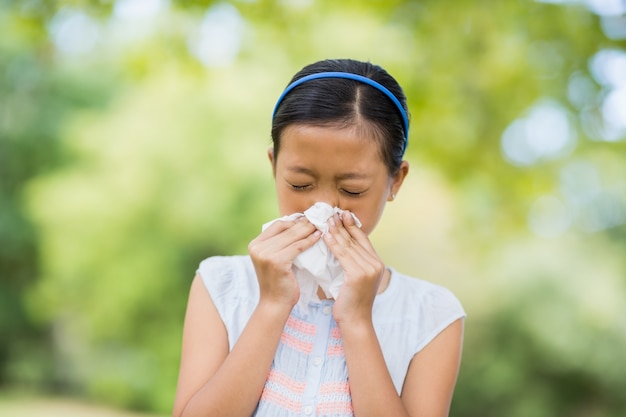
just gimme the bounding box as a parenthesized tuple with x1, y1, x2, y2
(261, 202, 362, 313)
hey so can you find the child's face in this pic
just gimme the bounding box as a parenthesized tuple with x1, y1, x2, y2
(269, 124, 407, 235)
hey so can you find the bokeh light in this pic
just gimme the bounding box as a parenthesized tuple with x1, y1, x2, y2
(528, 194, 572, 237)
(48, 8, 100, 55)
(501, 100, 576, 166)
(187, 3, 246, 68)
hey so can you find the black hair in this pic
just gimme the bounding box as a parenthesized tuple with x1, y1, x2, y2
(271, 59, 409, 175)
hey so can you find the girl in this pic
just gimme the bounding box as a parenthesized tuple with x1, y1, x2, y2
(173, 59, 465, 417)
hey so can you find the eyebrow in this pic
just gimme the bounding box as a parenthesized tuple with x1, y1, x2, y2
(286, 166, 370, 180)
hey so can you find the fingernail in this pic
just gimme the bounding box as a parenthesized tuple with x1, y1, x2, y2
(328, 217, 335, 227)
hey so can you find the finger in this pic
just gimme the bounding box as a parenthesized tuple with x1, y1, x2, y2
(260, 230, 322, 274)
(325, 238, 382, 294)
(250, 219, 317, 263)
(258, 215, 305, 241)
(281, 228, 323, 260)
(326, 213, 383, 275)
(325, 226, 384, 288)
(328, 213, 367, 255)
(250, 221, 321, 262)
(261, 218, 317, 248)
(326, 233, 373, 272)
(338, 211, 377, 255)
(325, 217, 373, 270)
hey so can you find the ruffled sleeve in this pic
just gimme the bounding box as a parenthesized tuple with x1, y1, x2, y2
(411, 280, 465, 353)
(197, 255, 259, 350)
(373, 270, 466, 394)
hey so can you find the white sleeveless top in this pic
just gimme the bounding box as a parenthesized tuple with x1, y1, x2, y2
(198, 255, 465, 417)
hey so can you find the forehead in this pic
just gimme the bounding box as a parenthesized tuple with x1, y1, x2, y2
(276, 124, 387, 174)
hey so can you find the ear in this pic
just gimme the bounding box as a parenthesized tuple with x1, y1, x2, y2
(267, 147, 276, 177)
(388, 160, 409, 201)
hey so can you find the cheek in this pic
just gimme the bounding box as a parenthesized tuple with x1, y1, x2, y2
(355, 213, 378, 236)
(353, 199, 387, 236)
(276, 189, 308, 216)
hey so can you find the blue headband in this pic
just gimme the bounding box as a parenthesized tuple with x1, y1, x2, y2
(272, 71, 409, 153)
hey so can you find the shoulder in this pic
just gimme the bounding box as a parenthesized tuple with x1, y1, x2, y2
(395, 271, 464, 317)
(197, 255, 258, 301)
(372, 269, 465, 393)
(379, 270, 464, 313)
(196, 255, 259, 349)
(375, 269, 465, 350)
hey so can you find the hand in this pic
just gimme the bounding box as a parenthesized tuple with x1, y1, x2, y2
(323, 211, 385, 326)
(248, 217, 321, 309)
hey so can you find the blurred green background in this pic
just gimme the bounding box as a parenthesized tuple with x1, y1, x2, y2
(1, 0, 625, 416)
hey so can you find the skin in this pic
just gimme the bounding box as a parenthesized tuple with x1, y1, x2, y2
(172, 124, 464, 417)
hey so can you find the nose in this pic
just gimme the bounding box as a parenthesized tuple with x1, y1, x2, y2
(310, 188, 340, 209)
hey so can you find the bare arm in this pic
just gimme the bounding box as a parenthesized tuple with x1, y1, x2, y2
(401, 318, 464, 417)
(342, 318, 464, 417)
(172, 218, 321, 417)
(340, 318, 410, 417)
(172, 275, 292, 417)
(326, 211, 464, 417)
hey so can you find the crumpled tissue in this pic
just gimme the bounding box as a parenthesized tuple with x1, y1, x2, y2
(262, 202, 362, 313)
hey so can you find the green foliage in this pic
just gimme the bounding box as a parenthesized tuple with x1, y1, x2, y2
(0, 2, 115, 390)
(25, 67, 278, 409)
(1, 0, 625, 415)
(451, 235, 626, 416)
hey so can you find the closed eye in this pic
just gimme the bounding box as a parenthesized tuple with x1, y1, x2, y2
(290, 183, 311, 191)
(341, 189, 365, 197)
